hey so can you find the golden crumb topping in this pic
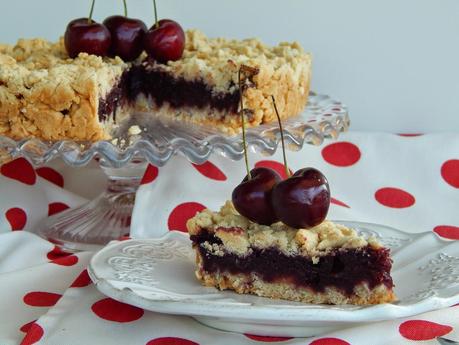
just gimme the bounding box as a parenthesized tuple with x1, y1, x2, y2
(160, 30, 311, 93)
(187, 201, 381, 260)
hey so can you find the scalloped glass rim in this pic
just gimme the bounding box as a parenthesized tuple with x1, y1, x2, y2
(0, 92, 349, 167)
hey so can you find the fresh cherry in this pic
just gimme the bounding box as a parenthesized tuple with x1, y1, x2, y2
(64, 18, 111, 58)
(144, 19, 185, 63)
(271, 168, 330, 228)
(232, 167, 281, 225)
(103, 15, 147, 61)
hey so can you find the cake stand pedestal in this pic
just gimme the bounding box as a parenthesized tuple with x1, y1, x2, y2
(36, 161, 147, 252)
(0, 92, 348, 252)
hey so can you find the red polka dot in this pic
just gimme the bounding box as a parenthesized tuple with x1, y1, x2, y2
(374, 187, 415, 208)
(255, 160, 292, 179)
(5, 207, 27, 230)
(71, 269, 92, 287)
(330, 197, 350, 208)
(244, 334, 293, 342)
(310, 338, 350, 345)
(23, 291, 62, 307)
(48, 202, 70, 216)
(168, 202, 206, 232)
(91, 298, 144, 322)
(46, 246, 72, 260)
(36, 167, 64, 187)
(192, 161, 227, 181)
(321, 142, 361, 167)
(397, 133, 423, 137)
(140, 165, 159, 185)
(20, 323, 44, 345)
(51, 255, 78, 266)
(399, 320, 452, 340)
(146, 338, 199, 345)
(441, 159, 459, 189)
(20, 320, 37, 333)
(1, 158, 36, 185)
(433, 225, 459, 240)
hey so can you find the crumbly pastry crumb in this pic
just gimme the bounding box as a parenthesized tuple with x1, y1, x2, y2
(0, 30, 311, 141)
(0, 38, 125, 141)
(187, 200, 380, 259)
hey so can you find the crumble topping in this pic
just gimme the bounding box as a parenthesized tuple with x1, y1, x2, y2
(163, 30, 311, 92)
(0, 38, 125, 140)
(187, 201, 381, 260)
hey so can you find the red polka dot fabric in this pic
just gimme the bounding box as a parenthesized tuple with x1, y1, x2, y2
(23, 291, 62, 307)
(374, 187, 415, 208)
(167, 202, 207, 232)
(47, 202, 70, 216)
(192, 161, 227, 181)
(140, 165, 159, 185)
(91, 298, 144, 323)
(36, 167, 64, 188)
(321, 142, 361, 167)
(244, 334, 293, 342)
(1, 158, 36, 185)
(20, 323, 44, 345)
(5, 207, 27, 230)
(0, 133, 457, 344)
(399, 320, 453, 340)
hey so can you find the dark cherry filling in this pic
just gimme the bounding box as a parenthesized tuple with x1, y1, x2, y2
(98, 61, 240, 122)
(99, 82, 123, 122)
(190, 231, 394, 296)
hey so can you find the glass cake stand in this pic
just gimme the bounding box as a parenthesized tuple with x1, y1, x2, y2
(0, 93, 349, 252)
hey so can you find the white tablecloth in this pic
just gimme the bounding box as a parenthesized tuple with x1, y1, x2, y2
(1, 132, 458, 345)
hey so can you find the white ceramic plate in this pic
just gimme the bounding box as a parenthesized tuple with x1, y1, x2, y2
(88, 221, 459, 337)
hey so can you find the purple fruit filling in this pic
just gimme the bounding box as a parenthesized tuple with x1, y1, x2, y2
(190, 231, 394, 296)
(98, 61, 240, 122)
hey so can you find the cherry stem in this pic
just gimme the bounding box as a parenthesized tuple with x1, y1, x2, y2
(88, 0, 95, 24)
(123, 0, 128, 16)
(238, 68, 251, 180)
(153, 0, 159, 28)
(271, 95, 290, 178)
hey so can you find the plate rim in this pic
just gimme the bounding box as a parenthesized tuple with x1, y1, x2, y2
(88, 221, 459, 323)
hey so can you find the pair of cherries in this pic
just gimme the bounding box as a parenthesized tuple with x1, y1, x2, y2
(232, 166, 331, 229)
(64, 7, 184, 63)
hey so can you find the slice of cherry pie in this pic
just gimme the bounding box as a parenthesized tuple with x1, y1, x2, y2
(187, 201, 396, 305)
(0, 30, 311, 141)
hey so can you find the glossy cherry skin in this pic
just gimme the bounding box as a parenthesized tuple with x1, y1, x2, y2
(144, 19, 185, 63)
(232, 167, 281, 225)
(64, 18, 111, 58)
(271, 168, 330, 228)
(103, 15, 147, 61)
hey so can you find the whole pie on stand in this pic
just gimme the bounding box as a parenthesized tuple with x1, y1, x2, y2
(0, 31, 311, 141)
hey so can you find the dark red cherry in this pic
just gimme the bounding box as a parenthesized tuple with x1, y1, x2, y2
(271, 168, 330, 228)
(64, 18, 111, 58)
(232, 167, 281, 225)
(103, 15, 147, 61)
(144, 19, 185, 63)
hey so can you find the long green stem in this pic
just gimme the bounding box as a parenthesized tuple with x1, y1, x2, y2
(123, 0, 128, 16)
(153, 0, 159, 28)
(88, 0, 95, 24)
(271, 95, 290, 178)
(238, 68, 251, 180)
